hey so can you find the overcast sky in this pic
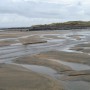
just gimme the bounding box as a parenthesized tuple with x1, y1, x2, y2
(0, 0, 90, 27)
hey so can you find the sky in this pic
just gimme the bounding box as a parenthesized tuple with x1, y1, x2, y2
(0, 0, 90, 27)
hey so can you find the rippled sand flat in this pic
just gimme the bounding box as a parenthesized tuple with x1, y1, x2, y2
(0, 30, 90, 90)
(0, 63, 63, 90)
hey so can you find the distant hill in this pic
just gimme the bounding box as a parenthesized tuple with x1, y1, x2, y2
(1, 21, 90, 31)
(30, 21, 90, 30)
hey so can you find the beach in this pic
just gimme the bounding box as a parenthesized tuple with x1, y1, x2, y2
(0, 29, 90, 90)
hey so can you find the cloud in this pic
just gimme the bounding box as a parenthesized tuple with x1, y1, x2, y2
(0, 0, 90, 27)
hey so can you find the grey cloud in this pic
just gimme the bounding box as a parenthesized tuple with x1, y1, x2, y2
(0, 0, 90, 27)
(0, 0, 80, 19)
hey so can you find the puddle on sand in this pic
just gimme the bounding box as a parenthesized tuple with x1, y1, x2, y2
(20, 64, 62, 78)
(63, 81, 90, 90)
(48, 59, 90, 71)
(1, 30, 90, 90)
(15, 64, 90, 90)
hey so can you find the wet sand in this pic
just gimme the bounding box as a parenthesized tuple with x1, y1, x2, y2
(15, 50, 90, 90)
(0, 40, 19, 47)
(30, 51, 90, 65)
(71, 43, 90, 53)
(15, 54, 72, 72)
(67, 35, 83, 40)
(43, 35, 65, 39)
(19, 35, 47, 45)
(0, 34, 47, 46)
(0, 63, 63, 90)
(0, 30, 90, 90)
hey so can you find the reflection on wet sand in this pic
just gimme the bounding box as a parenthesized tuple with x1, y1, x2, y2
(0, 30, 90, 90)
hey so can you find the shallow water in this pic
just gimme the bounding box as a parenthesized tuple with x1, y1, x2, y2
(0, 30, 90, 90)
(49, 59, 90, 71)
(20, 64, 62, 78)
(63, 81, 90, 90)
(0, 30, 90, 63)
